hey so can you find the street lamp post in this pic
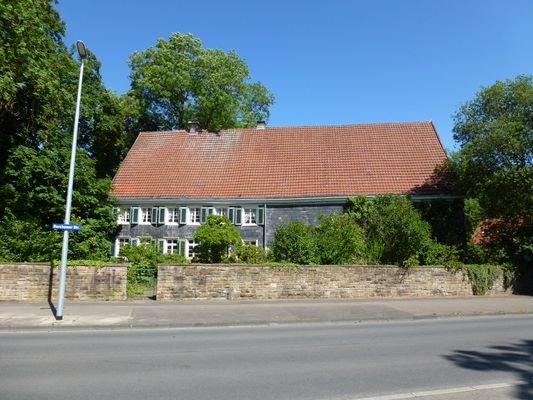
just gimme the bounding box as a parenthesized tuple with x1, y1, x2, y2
(56, 40, 88, 321)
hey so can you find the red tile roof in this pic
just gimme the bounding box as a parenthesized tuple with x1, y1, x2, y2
(111, 122, 452, 200)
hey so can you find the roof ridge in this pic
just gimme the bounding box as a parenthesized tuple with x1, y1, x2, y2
(138, 121, 434, 135)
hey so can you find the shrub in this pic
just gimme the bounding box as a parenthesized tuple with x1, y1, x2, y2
(463, 264, 502, 295)
(120, 236, 162, 296)
(232, 243, 268, 264)
(418, 240, 461, 267)
(270, 221, 316, 264)
(347, 195, 436, 266)
(313, 213, 366, 264)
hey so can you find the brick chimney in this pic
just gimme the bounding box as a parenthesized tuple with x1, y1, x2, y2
(188, 120, 200, 134)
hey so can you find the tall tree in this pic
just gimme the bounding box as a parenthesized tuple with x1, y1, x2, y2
(450, 75, 533, 266)
(128, 33, 274, 132)
(0, 0, 122, 261)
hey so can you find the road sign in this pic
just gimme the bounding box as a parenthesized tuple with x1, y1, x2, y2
(52, 223, 81, 231)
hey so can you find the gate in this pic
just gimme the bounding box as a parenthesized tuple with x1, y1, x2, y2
(127, 265, 157, 299)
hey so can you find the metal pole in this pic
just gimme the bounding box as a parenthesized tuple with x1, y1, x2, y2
(56, 50, 85, 320)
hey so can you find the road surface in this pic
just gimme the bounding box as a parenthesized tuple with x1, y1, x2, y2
(1, 315, 532, 400)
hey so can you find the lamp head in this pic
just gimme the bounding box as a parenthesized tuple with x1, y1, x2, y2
(76, 40, 87, 59)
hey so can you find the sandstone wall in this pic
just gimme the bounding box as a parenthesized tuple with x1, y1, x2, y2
(0, 263, 127, 301)
(157, 264, 508, 301)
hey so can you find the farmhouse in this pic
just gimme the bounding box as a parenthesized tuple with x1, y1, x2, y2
(110, 121, 453, 257)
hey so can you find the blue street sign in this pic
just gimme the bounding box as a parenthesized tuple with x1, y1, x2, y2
(52, 223, 81, 231)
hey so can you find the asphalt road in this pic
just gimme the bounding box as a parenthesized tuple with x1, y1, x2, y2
(1, 315, 532, 400)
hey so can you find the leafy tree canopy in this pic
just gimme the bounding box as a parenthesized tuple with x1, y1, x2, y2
(128, 32, 274, 132)
(0, 0, 123, 261)
(451, 75, 533, 220)
(450, 75, 533, 267)
(193, 215, 242, 263)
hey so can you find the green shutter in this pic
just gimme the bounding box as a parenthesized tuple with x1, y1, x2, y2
(130, 207, 139, 224)
(257, 207, 265, 225)
(200, 207, 208, 224)
(228, 207, 235, 223)
(179, 207, 187, 224)
(151, 207, 159, 225)
(235, 207, 242, 225)
(179, 239, 187, 256)
(159, 207, 166, 224)
(158, 239, 165, 253)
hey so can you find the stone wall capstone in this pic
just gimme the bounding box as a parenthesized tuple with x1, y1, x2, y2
(0, 263, 127, 301)
(157, 264, 509, 301)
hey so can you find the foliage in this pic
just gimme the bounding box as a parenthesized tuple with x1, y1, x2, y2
(313, 213, 366, 265)
(346, 195, 450, 266)
(417, 240, 461, 267)
(463, 198, 485, 238)
(270, 221, 317, 265)
(119, 236, 169, 296)
(232, 243, 268, 264)
(193, 215, 242, 263)
(449, 75, 533, 269)
(463, 242, 490, 264)
(128, 32, 274, 132)
(0, 0, 130, 262)
(0, 213, 60, 262)
(414, 198, 466, 247)
(462, 264, 502, 295)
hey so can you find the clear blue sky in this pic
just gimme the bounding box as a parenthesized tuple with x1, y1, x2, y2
(56, 0, 532, 151)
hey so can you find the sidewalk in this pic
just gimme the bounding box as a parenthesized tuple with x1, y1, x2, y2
(1, 295, 532, 330)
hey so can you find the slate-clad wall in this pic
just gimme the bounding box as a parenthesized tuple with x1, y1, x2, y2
(265, 203, 344, 244)
(117, 203, 345, 247)
(0, 263, 127, 301)
(157, 264, 509, 301)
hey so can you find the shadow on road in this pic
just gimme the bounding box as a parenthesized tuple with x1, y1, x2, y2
(444, 340, 533, 399)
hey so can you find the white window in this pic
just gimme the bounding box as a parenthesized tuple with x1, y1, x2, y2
(189, 207, 201, 224)
(214, 207, 229, 217)
(243, 239, 258, 246)
(167, 208, 179, 224)
(187, 240, 198, 258)
(140, 207, 152, 224)
(241, 207, 264, 226)
(166, 239, 178, 254)
(244, 208, 257, 225)
(116, 209, 130, 224)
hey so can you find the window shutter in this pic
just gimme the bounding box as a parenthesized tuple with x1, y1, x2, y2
(130, 207, 139, 225)
(158, 239, 165, 253)
(257, 207, 265, 225)
(228, 207, 235, 224)
(179, 239, 187, 256)
(179, 207, 187, 225)
(235, 207, 242, 225)
(159, 207, 166, 224)
(200, 207, 208, 224)
(151, 207, 159, 225)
